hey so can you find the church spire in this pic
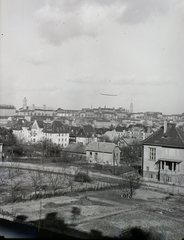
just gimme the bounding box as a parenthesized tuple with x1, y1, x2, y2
(130, 98, 133, 113)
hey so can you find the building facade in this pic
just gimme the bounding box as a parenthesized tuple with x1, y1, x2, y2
(86, 142, 120, 165)
(142, 122, 184, 184)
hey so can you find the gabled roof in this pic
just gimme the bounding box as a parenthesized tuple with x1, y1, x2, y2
(36, 120, 44, 129)
(142, 123, 184, 148)
(70, 126, 80, 136)
(116, 126, 128, 132)
(77, 125, 96, 138)
(64, 143, 86, 154)
(43, 120, 69, 133)
(86, 142, 119, 153)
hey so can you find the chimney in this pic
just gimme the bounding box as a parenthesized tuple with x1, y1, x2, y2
(164, 121, 167, 134)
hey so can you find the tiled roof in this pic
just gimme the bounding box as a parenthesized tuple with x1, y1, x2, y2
(70, 126, 80, 136)
(64, 143, 86, 154)
(36, 120, 44, 129)
(85, 142, 119, 153)
(83, 125, 95, 136)
(142, 123, 184, 148)
(43, 120, 69, 133)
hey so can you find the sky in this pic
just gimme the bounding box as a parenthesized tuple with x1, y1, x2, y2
(0, 0, 184, 114)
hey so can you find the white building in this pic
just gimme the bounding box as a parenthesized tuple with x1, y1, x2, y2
(43, 120, 69, 148)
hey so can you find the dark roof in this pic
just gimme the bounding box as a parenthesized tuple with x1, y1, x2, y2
(64, 143, 86, 154)
(142, 123, 184, 148)
(70, 126, 80, 136)
(86, 142, 119, 153)
(0, 104, 16, 109)
(76, 125, 96, 138)
(36, 120, 44, 128)
(43, 120, 69, 133)
(116, 126, 127, 132)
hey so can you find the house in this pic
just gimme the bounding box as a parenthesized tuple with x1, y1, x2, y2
(76, 125, 97, 146)
(115, 125, 128, 138)
(69, 126, 80, 143)
(30, 120, 45, 144)
(64, 143, 86, 160)
(11, 119, 32, 143)
(86, 142, 120, 165)
(142, 121, 184, 184)
(43, 120, 69, 148)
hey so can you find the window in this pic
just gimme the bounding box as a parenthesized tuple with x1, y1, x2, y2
(150, 148, 156, 160)
(166, 176, 172, 182)
(90, 152, 92, 156)
(146, 166, 149, 171)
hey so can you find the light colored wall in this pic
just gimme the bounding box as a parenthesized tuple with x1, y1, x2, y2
(86, 148, 120, 165)
(143, 145, 184, 181)
(86, 151, 114, 165)
(0, 108, 15, 116)
(76, 137, 97, 146)
(43, 132, 69, 148)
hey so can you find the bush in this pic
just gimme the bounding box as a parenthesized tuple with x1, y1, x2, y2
(75, 172, 92, 183)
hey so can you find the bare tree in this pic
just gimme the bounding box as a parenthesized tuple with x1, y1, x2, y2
(28, 170, 44, 199)
(48, 173, 64, 195)
(119, 172, 142, 199)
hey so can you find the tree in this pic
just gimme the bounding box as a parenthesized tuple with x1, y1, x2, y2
(120, 145, 141, 164)
(36, 140, 62, 157)
(60, 150, 71, 163)
(0, 127, 17, 146)
(119, 172, 142, 198)
(48, 173, 64, 195)
(28, 170, 44, 198)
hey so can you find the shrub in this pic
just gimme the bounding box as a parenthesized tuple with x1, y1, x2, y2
(75, 172, 92, 183)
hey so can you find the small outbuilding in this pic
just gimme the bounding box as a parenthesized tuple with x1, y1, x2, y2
(86, 142, 120, 166)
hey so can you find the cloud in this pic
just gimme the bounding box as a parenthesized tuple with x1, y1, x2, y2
(137, 77, 175, 86)
(15, 83, 57, 92)
(25, 50, 47, 65)
(112, 77, 136, 85)
(116, 0, 169, 24)
(35, 2, 101, 46)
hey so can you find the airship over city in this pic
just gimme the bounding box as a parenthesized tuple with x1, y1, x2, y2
(100, 92, 118, 96)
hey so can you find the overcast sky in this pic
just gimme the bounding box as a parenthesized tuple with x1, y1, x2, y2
(0, 0, 184, 114)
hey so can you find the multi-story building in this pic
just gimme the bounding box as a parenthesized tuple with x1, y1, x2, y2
(43, 120, 69, 148)
(17, 98, 55, 120)
(142, 121, 184, 184)
(76, 125, 97, 146)
(0, 104, 16, 125)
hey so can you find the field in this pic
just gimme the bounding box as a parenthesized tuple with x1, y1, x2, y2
(0, 162, 184, 239)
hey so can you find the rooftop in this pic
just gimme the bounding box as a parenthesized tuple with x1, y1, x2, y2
(86, 142, 119, 153)
(142, 123, 184, 148)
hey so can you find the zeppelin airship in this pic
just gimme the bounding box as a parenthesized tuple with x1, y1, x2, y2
(100, 92, 118, 96)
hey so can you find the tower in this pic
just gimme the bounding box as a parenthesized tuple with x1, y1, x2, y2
(130, 99, 133, 113)
(23, 97, 27, 109)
